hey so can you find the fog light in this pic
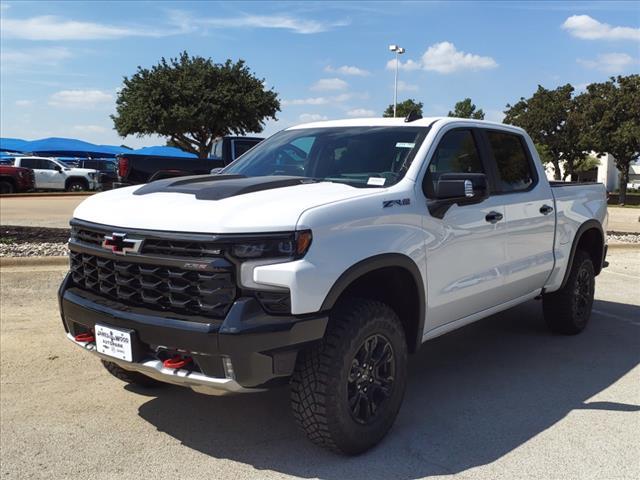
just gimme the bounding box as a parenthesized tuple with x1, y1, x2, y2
(222, 356, 235, 380)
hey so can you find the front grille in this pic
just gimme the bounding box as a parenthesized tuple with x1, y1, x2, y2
(72, 226, 223, 258)
(69, 251, 236, 318)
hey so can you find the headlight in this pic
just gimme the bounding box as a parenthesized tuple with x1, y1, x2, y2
(230, 230, 312, 260)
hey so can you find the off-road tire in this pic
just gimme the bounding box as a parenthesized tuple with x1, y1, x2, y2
(0, 180, 14, 194)
(101, 360, 165, 388)
(290, 298, 408, 455)
(66, 179, 88, 192)
(543, 250, 595, 335)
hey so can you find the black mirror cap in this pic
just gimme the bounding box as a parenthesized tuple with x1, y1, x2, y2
(434, 173, 488, 200)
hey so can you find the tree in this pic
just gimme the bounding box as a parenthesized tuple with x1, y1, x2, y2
(503, 84, 586, 180)
(448, 98, 485, 119)
(383, 99, 423, 118)
(112, 52, 280, 158)
(575, 75, 640, 204)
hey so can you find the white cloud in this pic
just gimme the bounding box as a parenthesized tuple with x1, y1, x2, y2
(562, 15, 640, 41)
(422, 42, 497, 73)
(577, 53, 636, 73)
(282, 93, 352, 106)
(73, 125, 108, 134)
(15, 100, 34, 107)
(1, 47, 73, 67)
(48, 89, 113, 108)
(386, 58, 422, 72)
(386, 42, 497, 74)
(298, 113, 328, 122)
(310, 77, 349, 91)
(397, 81, 418, 92)
(346, 108, 376, 117)
(324, 65, 370, 76)
(198, 14, 349, 34)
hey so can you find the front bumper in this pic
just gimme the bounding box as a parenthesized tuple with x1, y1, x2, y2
(59, 274, 327, 395)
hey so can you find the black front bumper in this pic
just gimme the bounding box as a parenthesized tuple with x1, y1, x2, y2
(59, 274, 327, 390)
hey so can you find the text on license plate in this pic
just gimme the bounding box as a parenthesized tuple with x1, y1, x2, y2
(95, 324, 132, 362)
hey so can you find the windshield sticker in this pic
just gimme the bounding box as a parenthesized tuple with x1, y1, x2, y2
(367, 177, 386, 186)
(395, 142, 415, 149)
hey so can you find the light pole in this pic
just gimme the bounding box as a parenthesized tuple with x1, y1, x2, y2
(389, 44, 405, 117)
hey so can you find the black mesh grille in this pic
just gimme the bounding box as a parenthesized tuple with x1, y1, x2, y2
(141, 239, 223, 258)
(69, 251, 236, 318)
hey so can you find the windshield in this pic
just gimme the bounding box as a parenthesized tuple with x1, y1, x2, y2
(223, 126, 429, 188)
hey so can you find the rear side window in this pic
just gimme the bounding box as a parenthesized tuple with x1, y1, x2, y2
(424, 129, 484, 197)
(486, 131, 535, 192)
(20, 158, 37, 168)
(233, 140, 259, 158)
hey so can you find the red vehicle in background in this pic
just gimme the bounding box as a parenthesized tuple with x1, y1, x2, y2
(0, 165, 35, 194)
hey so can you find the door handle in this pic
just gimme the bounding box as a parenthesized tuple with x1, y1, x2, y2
(540, 204, 554, 215)
(485, 211, 503, 224)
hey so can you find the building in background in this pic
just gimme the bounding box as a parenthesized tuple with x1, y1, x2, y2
(545, 154, 640, 191)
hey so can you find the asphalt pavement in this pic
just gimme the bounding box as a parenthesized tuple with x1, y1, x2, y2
(1, 249, 638, 480)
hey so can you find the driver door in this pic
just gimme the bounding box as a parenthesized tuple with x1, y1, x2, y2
(39, 159, 63, 189)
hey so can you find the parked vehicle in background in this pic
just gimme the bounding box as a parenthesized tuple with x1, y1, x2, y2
(75, 159, 118, 190)
(59, 117, 607, 454)
(0, 164, 35, 193)
(115, 136, 263, 186)
(13, 156, 100, 192)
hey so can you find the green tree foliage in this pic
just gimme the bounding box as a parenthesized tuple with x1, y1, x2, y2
(448, 98, 485, 119)
(503, 84, 586, 180)
(383, 99, 423, 118)
(112, 52, 280, 158)
(575, 75, 640, 204)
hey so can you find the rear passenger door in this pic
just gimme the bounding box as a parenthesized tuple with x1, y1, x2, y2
(20, 158, 47, 189)
(480, 129, 555, 298)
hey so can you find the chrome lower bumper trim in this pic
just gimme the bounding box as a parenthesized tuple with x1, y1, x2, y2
(66, 333, 262, 396)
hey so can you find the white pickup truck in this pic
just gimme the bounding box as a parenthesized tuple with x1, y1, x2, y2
(59, 117, 608, 454)
(13, 156, 100, 191)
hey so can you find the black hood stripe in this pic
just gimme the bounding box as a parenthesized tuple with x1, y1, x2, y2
(133, 174, 319, 201)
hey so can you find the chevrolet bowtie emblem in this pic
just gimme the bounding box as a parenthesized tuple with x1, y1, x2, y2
(102, 233, 143, 255)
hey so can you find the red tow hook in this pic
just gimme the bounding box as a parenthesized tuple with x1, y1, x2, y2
(163, 356, 191, 370)
(74, 332, 95, 343)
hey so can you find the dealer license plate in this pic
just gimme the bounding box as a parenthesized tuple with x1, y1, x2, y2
(95, 324, 133, 362)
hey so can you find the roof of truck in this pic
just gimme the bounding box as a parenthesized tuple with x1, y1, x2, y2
(286, 116, 518, 131)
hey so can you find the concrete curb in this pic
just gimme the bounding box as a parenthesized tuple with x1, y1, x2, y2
(0, 256, 68, 268)
(0, 192, 93, 198)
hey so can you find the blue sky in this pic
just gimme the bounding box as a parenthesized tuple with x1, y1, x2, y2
(1, 1, 639, 148)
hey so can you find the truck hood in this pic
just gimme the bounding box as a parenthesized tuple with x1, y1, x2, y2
(73, 176, 378, 233)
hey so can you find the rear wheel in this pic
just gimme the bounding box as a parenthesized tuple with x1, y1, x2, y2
(101, 360, 165, 388)
(543, 250, 595, 334)
(0, 180, 15, 194)
(66, 179, 88, 192)
(290, 298, 408, 455)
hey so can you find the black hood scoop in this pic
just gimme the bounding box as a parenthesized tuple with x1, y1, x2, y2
(133, 174, 319, 201)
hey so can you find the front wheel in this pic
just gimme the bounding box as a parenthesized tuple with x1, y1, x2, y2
(66, 180, 87, 192)
(543, 250, 595, 334)
(290, 298, 408, 455)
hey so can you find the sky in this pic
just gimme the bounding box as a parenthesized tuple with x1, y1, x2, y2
(1, 0, 639, 148)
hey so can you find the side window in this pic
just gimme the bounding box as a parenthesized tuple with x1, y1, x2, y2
(424, 130, 484, 197)
(233, 140, 259, 158)
(20, 158, 36, 169)
(486, 132, 534, 192)
(41, 160, 58, 170)
(211, 139, 223, 158)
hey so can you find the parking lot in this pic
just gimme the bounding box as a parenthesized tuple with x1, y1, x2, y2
(1, 248, 638, 480)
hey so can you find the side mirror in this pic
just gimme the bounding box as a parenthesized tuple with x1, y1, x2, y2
(434, 173, 488, 201)
(210, 168, 223, 175)
(55, 165, 62, 173)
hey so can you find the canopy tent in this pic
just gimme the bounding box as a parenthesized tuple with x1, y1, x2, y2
(0, 137, 29, 153)
(21, 137, 124, 158)
(127, 146, 197, 158)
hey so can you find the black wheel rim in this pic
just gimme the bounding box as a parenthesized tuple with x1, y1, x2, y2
(347, 334, 395, 425)
(574, 266, 593, 321)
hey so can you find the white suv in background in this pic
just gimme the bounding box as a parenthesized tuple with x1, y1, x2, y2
(13, 157, 100, 191)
